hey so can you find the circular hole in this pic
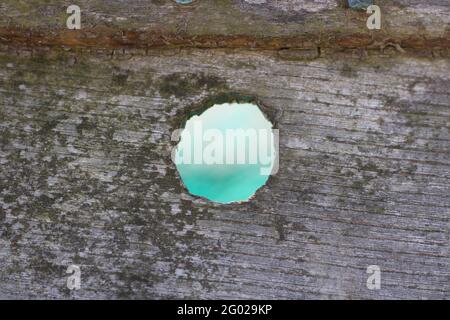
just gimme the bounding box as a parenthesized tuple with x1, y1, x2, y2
(173, 101, 277, 204)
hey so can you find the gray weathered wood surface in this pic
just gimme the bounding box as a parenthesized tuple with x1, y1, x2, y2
(0, 0, 449, 299)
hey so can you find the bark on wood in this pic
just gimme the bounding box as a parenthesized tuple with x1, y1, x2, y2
(0, 0, 449, 299)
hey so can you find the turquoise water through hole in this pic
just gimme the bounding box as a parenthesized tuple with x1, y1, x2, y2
(174, 102, 276, 204)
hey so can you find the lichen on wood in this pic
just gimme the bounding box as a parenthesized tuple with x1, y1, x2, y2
(0, 0, 449, 299)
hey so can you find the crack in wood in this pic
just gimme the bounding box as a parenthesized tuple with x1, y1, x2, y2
(0, 28, 448, 55)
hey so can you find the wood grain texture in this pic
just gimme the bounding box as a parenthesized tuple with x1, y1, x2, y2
(0, 0, 449, 300)
(0, 0, 449, 53)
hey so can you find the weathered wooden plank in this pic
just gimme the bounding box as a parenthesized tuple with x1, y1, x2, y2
(0, 0, 449, 54)
(0, 46, 448, 299)
(0, 0, 449, 300)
